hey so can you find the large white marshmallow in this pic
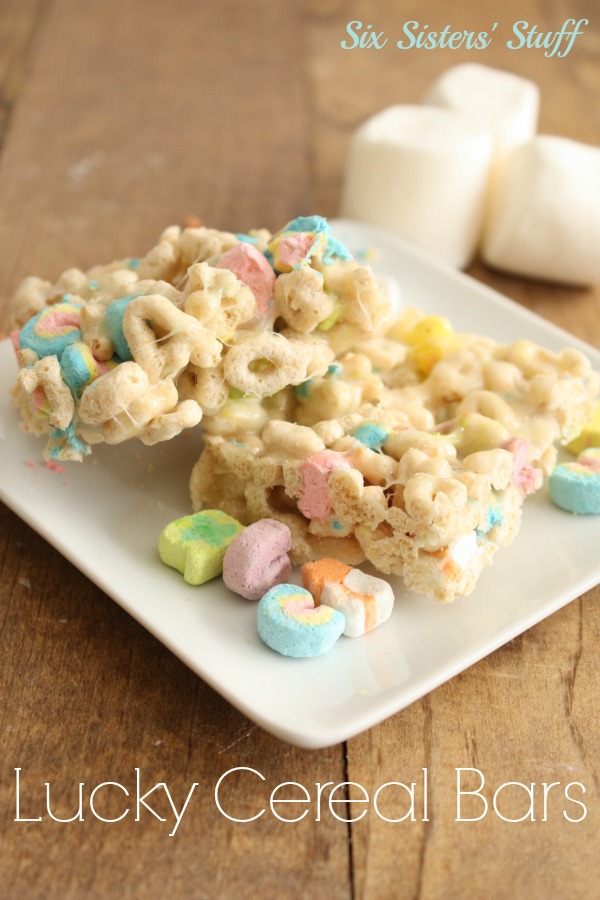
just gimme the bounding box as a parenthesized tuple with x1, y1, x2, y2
(425, 63, 540, 161)
(483, 136, 600, 286)
(341, 105, 493, 268)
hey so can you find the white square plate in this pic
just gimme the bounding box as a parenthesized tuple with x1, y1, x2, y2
(1, 219, 599, 749)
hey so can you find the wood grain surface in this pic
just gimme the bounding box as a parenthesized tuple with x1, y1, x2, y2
(0, 1, 598, 898)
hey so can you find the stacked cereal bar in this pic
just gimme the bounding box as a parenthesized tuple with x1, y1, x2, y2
(189, 308, 598, 602)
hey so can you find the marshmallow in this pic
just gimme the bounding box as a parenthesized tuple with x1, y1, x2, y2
(158, 510, 244, 585)
(351, 422, 389, 452)
(425, 64, 539, 162)
(394, 315, 459, 377)
(502, 438, 543, 497)
(257, 584, 345, 657)
(567, 402, 600, 455)
(19, 301, 82, 360)
(483, 136, 600, 286)
(297, 450, 350, 519)
(60, 342, 117, 398)
(341, 105, 493, 268)
(302, 558, 394, 638)
(550, 449, 600, 515)
(223, 519, 292, 600)
(104, 295, 137, 360)
(215, 243, 275, 315)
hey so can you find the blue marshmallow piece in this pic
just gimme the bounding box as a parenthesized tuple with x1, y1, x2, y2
(549, 461, 600, 515)
(104, 295, 137, 361)
(351, 423, 389, 452)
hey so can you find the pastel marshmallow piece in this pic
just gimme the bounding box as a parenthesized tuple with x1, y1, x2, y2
(302, 559, 394, 638)
(297, 450, 351, 520)
(483, 136, 600, 286)
(60, 342, 116, 398)
(341, 105, 493, 268)
(502, 438, 543, 497)
(104, 295, 137, 360)
(549, 450, 600, 515)
(302, 558, 352, 601)
(267, 231, 322, 272)
(216, 243, 275, 314)
(425, 64, 539, 162)
(18, 301, 82, 360)
(158, 510, 244, 585)
(257, 584, 345, 658)
(223, 518, 292, 600)
(567, 400, 600, 455)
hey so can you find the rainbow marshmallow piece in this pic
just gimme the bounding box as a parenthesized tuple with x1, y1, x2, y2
(257, 584, 345, 658)
(549, 449, 600, 515)
(302, 558, 394, 638)
(158, 510, 244, 585)
(18, 301, 82, 360)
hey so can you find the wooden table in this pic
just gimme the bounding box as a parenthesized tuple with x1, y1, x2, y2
(1, 1, 598, 897)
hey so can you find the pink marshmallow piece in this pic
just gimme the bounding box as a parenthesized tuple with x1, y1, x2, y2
(503, 438, 543, 496)
(278, 233, 316, 269)
(298, 450, 350, 520)
(215, 243, 275, 315)
(223, 518, 292, 601)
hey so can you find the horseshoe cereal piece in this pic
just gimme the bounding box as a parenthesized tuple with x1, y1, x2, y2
(79, 302, 116, 361)
(184, 262, 257, 340)
(123, 294, 221, 383)
(78, 362, 151, 425)
(275, 266, 334, 333)
(140, 399, 203, 446)
(177, 363, 228, 416)
(102, 379, 178, 444)
(17, 355, 75, 430)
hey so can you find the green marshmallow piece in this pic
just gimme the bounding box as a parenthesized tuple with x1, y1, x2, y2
(158, 510, 244, 585)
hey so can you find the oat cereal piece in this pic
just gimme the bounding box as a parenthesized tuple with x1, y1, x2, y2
(223, 333, 315, 398)
(123, 294, 221, 382)
(79, 303, 115, 361)
(78, 362, 151, 426)
(184, 263, 257, 340)
(17, 355, 75, 430)
(275, 266, 334, 333)
(139, 399, 203, 446)
(177, 363, 229, 416)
